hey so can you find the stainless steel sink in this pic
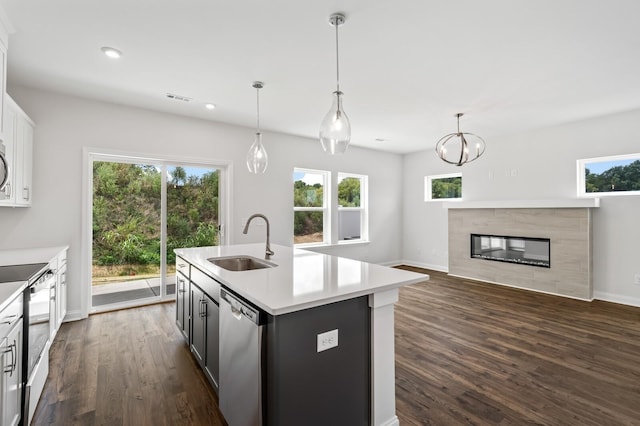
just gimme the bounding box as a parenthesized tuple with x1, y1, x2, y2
(207, 255, 277, 271)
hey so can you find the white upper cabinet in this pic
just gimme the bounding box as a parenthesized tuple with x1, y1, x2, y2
(0, 6, 11, 140)
(0, 96, 34, 207)
(14, 103, 33, 206)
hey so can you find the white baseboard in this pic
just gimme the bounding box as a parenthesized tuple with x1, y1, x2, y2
(63, 309, 86, 322)
(593, 291, 640, 308)
(396, 260, 448, 273)
(378, 260, 404, 267)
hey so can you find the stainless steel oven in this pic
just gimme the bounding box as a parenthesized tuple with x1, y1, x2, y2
(25, 269, 53, 378)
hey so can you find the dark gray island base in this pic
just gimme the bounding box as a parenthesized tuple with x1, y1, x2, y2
(265, 295, 370, 425)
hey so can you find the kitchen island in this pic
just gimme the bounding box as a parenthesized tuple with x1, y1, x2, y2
(175, 243, 428, 426)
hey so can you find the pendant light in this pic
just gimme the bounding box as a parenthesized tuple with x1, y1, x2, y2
(246, 81, 268, 174)
(435, 113, 486, 166)
(319, 13, 351, 155)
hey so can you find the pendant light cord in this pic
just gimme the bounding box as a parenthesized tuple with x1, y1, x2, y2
(335, 21, 340, 93)
(256, 86, 260, 132)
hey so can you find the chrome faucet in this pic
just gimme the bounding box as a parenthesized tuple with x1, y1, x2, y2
(243, 213, 274, 259)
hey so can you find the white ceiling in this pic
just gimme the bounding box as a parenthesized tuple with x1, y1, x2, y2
(2, 0, 640, 154)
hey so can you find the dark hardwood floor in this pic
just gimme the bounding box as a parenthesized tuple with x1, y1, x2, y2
(33, 269, 640, 425)
(395, 267, 640, 426)
(33, 302, 224, 426)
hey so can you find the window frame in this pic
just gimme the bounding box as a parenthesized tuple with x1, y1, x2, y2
(293, 167, 330, 246)
(425, 172, 463, 201)
(337, 172, 369, 244)
(577, 153, 640, 197)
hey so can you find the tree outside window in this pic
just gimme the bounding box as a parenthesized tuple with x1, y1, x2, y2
(425, 173, 462, 201)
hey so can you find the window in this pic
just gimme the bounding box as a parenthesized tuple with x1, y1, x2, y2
(293, 168, 328, 244)
(338, 173, 368, 242)
(293, 168, 369, 246)
(425, 173, 462, 201)
(578, 154, 640, 196)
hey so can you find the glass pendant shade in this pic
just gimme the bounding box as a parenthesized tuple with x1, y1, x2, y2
(319, 90, 351, 155)
(246, 132, 268, 173)
(246, 81, 268, 174)
(320, 13, 351, 155)
(436, 113, 486, 166)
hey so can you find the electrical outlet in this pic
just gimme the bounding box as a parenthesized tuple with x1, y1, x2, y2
(317, 329, 339, 352)
(634, 273, 640, 285)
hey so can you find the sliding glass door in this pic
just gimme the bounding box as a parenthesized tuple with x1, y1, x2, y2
(90, 157, 223, 311)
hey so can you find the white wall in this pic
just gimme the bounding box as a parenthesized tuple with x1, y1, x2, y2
(402, 109, 640, 306)
(0, 85, 404, 319)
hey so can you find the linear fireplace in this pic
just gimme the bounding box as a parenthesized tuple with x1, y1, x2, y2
(470, 234, 550, 268)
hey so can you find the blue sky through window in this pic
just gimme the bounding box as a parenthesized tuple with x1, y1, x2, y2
(586, 159, 634, 174)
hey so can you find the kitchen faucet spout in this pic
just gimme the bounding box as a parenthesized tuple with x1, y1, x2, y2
(243, 213, 274, 259)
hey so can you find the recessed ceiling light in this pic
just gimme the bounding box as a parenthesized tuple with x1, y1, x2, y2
(205, 103, 216, 110)
(101, 46, 122, 59)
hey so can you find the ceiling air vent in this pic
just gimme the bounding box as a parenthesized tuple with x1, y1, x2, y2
(166, 93, 192, 102)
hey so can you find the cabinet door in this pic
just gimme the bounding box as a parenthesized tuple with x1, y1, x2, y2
(14, 117, 33, 206)
(0, 104, 15, 205)
(0, 38, 6, 137)
(176, 272, 189, 341)
(49, 284, 56, 340)
(190, 285, 205, 368)
(203, 295, 219, 391)
(57, 262, 67, 327)
(1, 319, 23, 426)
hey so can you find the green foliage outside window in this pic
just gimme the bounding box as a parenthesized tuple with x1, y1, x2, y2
(294, 180, 323, 207)
(585, 160, 640, 193)
(432, 176, 462, 199)
(293, 179, 324, 240)
(338, 177, 361, 207)
(93, 162, 218, 271)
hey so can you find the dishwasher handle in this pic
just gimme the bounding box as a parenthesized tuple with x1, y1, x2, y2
(220, 288, 262, 325)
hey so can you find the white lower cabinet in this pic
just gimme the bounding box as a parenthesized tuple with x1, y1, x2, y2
(0, 294, 23, 426)
(49, 248, 68, 341)
(56, 255, 67, 328)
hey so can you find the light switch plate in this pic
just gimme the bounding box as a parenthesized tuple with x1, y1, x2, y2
(317, 329, 338, 352)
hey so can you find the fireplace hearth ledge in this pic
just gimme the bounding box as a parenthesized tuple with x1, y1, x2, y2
(444, 198, 600, 209)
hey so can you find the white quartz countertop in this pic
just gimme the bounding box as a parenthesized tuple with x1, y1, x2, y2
(0, 246, 68, 311)
(0, 281, 26, 312)
(175, 244, 429, 315)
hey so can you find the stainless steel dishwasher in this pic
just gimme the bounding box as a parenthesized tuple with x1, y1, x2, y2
(219, 288, 265, 426)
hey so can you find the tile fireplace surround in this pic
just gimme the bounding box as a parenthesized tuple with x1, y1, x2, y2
(446, 200, 598, 300)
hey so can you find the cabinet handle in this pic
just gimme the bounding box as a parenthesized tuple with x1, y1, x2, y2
(3, 341, 15, 376)
(0, 314, 17, 325)
(202, 300, 208, 318)
(23, 186, 29, 201)
(5, 182, 10, 197)
(199, 299, 208, 318)
(178, 278, 186, 293)
(9, 340, 16, 376)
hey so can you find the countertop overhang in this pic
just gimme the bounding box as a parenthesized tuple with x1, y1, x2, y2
(175, 244, 428, 315)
